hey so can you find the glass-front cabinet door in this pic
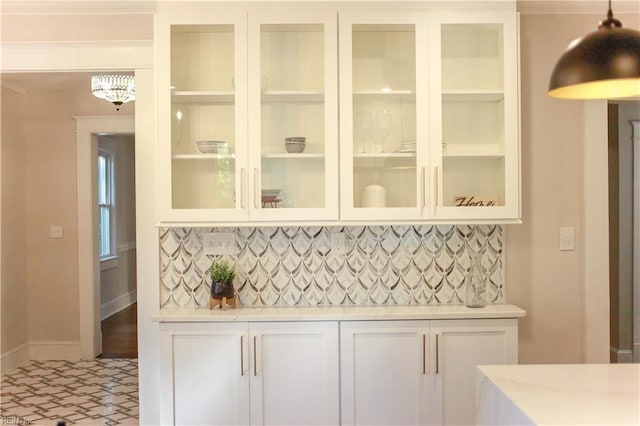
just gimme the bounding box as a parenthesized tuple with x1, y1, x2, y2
(339, 13, 428, 221)
(248, 11, 338, 221)
(428, 12, 520, 221)
(158, 5, 338, 223)
(158, 6, 248, 223)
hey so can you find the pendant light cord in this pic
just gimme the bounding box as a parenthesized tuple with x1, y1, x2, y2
(600, 0, 622, 29)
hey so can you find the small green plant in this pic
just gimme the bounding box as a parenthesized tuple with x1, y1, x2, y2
(209, 260, 236, 284)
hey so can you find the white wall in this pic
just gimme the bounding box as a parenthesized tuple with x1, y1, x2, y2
(506, 7, 639, 363)
(1, 85, 30, 371)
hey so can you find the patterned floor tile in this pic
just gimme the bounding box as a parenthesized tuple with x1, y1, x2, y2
(1, 359, 138, 426)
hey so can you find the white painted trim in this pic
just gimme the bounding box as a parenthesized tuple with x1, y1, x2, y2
(1, 343, 31, 373)
(610, 346, 634, 363)
(1, 40, 153, 72)
(1, 1, 157, 14)
(100, 256, 119, 271)
(118, 241, 137, 252)
(29, 341, 81, 360)
(518, 1, 640, 15)
(75, 115, 135, 360)
(101, 290, 137, 321)
(583, 101, 610, 363)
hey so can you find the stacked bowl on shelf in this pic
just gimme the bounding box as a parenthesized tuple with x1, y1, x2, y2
(284, 137, 306, 153)
(196, 140, 228, 154)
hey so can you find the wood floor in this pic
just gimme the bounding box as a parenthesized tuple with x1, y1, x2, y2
(100, 303, 138, 358)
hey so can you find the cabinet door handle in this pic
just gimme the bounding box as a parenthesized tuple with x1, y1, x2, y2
(240, 335, 244, 376)
(253, 168, 259, 209)
(435, 333, 440, 374)
(253, 335, 257, 376)
(422, 334, 426, 374)
(240, 168, 246, 209)
(420, 167, 426, 209)
(434, 166, 439, 208)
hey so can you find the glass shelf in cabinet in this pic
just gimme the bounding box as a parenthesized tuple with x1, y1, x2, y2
(261, 153, 325, 159)
(171, 90, 235, 104)
(442, 151, 504, 159)
(353, 89, 415, 98)
(261, 90, 324, 103)
(353, 152, 416, 158)
(441, 90, 503, 102)
(172, 154, 236, 160)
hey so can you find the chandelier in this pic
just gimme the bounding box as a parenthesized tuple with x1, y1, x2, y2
(91, 75, 135, 110)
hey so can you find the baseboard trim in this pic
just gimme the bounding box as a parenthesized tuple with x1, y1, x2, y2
(634, 343, 640, 363)
(1, 343, 30, 374)
(101, 289, 137, 320)
(610, 346, 634, 363)
(29, 340, 81, 360)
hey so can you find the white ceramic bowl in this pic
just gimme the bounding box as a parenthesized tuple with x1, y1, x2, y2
(285, 142, 306, 153)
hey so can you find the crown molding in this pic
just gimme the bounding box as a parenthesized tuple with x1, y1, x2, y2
(0, 1, 157, 15)
(1, 40, 153, 72)
(517, 0, 640, 15)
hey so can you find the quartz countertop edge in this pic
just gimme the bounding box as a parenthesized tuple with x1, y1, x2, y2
(477, 364, 640, 426)
(153, 304, 526, 322)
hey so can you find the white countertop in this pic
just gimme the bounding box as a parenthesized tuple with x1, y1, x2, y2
(153, 303, 525, 322)
(477, 364, 640, 426)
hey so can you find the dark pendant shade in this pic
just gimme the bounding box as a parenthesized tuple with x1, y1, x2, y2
(548, 5, 640, 99)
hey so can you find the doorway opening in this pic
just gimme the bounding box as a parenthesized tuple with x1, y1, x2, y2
(97, 133, 137, 358)
(608, 100, 640, 363)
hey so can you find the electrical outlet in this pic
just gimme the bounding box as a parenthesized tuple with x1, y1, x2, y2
(559, 227, 575, 251)
(203, 233, 235, 255)
(331, 233, 346, 255)
(50, 225, 63, 239)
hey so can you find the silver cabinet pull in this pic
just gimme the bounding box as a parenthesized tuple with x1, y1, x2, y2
(422, 334, 426, 374)
(253, 168, 259, 209)
(435, 333, 440, 374)
(240, 335, 244, 376)
(240, 168, 246, 209)
(253, 335, 257, 376)
(434, 166, 439, 208)
(420, 167, 426, 209)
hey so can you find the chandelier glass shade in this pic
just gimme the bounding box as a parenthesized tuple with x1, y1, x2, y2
(91, 75, 136, 110)
(548, 1, 640, 99)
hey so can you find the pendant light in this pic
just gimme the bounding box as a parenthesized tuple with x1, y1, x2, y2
(91, 75, 136, 110)
(548, 0, 640, 99)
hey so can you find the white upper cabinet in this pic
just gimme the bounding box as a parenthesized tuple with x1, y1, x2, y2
(247, 11, 339, 222)
(428, 11, 520, 221)
(158, 6, 249, 223)
(339, 12, 430, 221)
(158, 4, 339, 223)
(158, 4, 520, 224)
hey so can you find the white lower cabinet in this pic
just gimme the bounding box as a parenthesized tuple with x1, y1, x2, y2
(161, 318, 517, 426)
(340, 321, 431, 425)
(160, 321, 340, 426)
(340, 319, 518, 426)
(430, 319, 518, 425)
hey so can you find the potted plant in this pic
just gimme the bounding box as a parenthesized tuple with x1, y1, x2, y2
(209, 260, 236, 299)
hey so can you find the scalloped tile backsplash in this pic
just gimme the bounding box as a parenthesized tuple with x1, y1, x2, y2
(159, 225, 504, 308)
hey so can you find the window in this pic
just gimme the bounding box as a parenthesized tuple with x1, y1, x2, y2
(98, 148, 116, 260)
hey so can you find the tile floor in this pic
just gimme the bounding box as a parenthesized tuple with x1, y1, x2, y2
(1, 359, 138, 425)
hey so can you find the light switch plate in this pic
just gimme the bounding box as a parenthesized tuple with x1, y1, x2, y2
(559, 227, 575, 251)
(203, 233, 235, 255)
(50, 225, 63, 239)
